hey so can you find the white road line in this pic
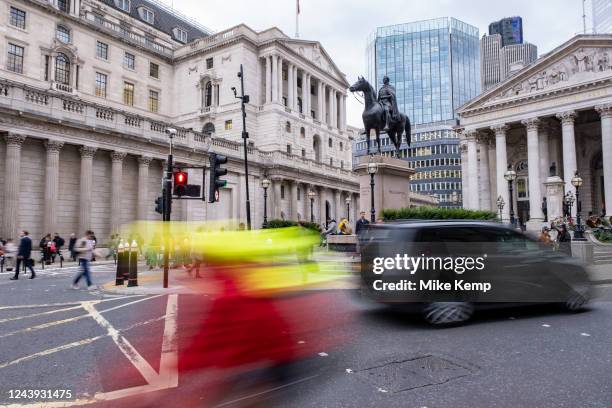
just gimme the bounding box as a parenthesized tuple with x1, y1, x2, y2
(0, 295, 145, 310)
(158, 294, 179, 388)
(82, 302, 160, 385)
(0, 305, 83, 323)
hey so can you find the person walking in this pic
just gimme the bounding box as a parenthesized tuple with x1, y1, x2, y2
(72, 230, 95, 290)
(40, 234, 52, 265)
(3, 239, 17, 272)
(68, 233, 77, 262)
(52, 233, 65, 264)
(10, 231, 35, 280)
(355, 211, 370, 235)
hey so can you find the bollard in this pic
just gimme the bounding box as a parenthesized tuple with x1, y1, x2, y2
(127, 240, 138, 287)
(115, 240, 125, 285)
(121, 240, 130, 283)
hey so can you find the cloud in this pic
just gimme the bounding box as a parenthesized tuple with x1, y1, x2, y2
(172, 0, 586, 127)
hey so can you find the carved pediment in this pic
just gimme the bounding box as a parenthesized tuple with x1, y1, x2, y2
(281, 40, 347, 85)
(459, 36, 612, 113)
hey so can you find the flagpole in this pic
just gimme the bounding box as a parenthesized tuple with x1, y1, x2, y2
(295, 0, 300, 38)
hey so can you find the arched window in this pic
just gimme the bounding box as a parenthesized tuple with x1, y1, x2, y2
(328, 137, 333, 148)
(204, 81, 212, 107)
(285, 121, 291, 132)
(55, 53, 70, 85)
(300, 127, 305, 138)
(313, 134, 321, 163)
(203, 122, 215, 136)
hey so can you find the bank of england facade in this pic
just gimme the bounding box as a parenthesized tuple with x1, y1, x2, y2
(458, 35, 612, 230)
(0, 0, 359, 242)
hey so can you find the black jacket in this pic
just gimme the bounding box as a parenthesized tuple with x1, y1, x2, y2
(53, 236, 65, 249)
(17, 236, 33, 258)
(355, 218, 370, 234)
(68, 237, 77, 251)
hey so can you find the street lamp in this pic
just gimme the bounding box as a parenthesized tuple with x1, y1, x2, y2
(232, 64, 252, 230)
(496, 195, 505, 222)
(345, 196, 351, 221)
(368, 161, 378, 223)
(504, 165, 517, 227)
(565, 192, 575, 220)
(571, 172, 585, 240)
(261, 178, 270, 228)
(308, 189, 316, 223)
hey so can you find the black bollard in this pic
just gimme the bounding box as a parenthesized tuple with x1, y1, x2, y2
(115, 241, 125, 285)
(127, 240, 138, 287)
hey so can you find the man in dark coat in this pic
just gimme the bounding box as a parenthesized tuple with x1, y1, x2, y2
(355, 211, 370, 235)
(52, 233, 65, 263)
(11, 230, 35, 280)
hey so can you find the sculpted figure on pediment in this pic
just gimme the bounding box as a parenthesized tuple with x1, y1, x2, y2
(573, 48, 591, 73)
(595, 51, 611, 72)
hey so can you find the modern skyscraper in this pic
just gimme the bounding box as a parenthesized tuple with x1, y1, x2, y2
(481, 17, 537, 91)
(593, 0, 612, 33)
(488, 16, 523, 47)
(362, 17, 480, 207)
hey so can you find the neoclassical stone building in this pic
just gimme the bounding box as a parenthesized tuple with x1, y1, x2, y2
(0, 0, 358, 242)
(458, 35, 612, 231)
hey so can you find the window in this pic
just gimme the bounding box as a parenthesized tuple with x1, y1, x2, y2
(123, 81, 134, 106)
(7, 43, 24, 73)
(225, 120, 232, 130)
(328, 138, 333, 148)
(149, 62, 159, 78)
(116, 0, 130, 12)
(311, 110, 315, 119)
(124, 52, 135, 69)
(55, 53, 70, 84)
(96, 41, 108, 60)
(148, 90, 159, 112)
(297, 97, 302, 113)
(301, 148, 306, 157)
(140, 7, 154, 24)
(330, 158, 333, 166)
(44, 55, 50, 80)
(340, 141, 343, 150)
(95, 72, 107, 97)
(282, 96, 287, 107)
(206, 57, 213, 69)
(300, 127, 305, 138)
(204, 81, 212, 107)
(281, 185, 285, 200)
(341, 160, 344, 169)
(297, 77, 302, 88)
(286, 144, 292, 154)
(285, 121, 291, 132)
(57, 0, 70, 13)
(10, 7, 26, 29)
(297, 188, 301, 201)
(175, 28, 187, 43)
(56, 25, 70, 43)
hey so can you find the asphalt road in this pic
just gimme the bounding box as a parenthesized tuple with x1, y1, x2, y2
(1, 265, 612, 407)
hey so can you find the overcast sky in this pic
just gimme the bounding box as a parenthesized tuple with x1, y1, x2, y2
(166, 0, 589, 127)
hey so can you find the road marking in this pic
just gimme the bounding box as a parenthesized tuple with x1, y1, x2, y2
(0, 295, 145, 310)
(542, 324, 551, 328)
(0, 305, 82, 323)
(318, 352, 328, 357)
(581, 332, 591, 337)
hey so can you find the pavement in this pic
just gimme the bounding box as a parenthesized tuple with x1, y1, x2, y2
(1, 256, 612, 407)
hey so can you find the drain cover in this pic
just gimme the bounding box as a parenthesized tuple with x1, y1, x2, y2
(355, 355, 473, 393)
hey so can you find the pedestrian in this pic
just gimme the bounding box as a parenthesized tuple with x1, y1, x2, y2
(355, 211, 370, 235)
(3, 239, 17, 272)
(52, 232, 65, 263)
(556, 224, 572, 256)
(90, 233, 98, 262)
(68, 233, 77, 262)
(40, 234, 52, 265)
(72, 230, 95, 290)
(10, 230, 35, 280)
(338, 218, 352, 235)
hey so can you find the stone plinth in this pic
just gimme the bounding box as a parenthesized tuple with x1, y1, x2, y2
(545, 175, 565, 222)
(354, 155, 415, 219)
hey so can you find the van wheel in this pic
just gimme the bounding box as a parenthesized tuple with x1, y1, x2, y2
(564, 290, 589, 312)
(422, 302, 474, 326)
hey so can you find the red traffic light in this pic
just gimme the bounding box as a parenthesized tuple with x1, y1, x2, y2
(174, 170, 188, 186)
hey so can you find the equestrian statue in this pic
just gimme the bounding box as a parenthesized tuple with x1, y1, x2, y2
(349, 76, 411, 156)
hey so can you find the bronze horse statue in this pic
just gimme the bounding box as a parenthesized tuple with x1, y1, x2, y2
(349, 76, 410, 156)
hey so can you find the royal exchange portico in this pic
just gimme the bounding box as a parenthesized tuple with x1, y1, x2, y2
(458, 35, 612, 231)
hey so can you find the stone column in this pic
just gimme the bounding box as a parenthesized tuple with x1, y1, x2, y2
(272, 178, 282, 219)
(539, 124, 550, 199)
(265, 56, 272, 104)
(478, 136, 491, 211)
(110, 151, 126, 234)
(287, 63, 294, 110)
(597, 104, 612, 216)
(318, 81, 324, 121)
(321, 84, 327, 124)
(137, 156, 152, 220)
(2, 134, 26, 239)
(305, 74, 311, 115)
(271, 55, 278, 103)
(277, 57, 283, 103)
(43, 140, 64, 235)
(466, 131, 480, 210)
(327, 87, 334, 125)
(557, 110, 578, 215)
(522, 117, 544, 228)
(79, 146, 97, 234)
(492, 124, 510, 221)
(319, 186, 327, 225)
(333, 189, 341, 220)
(290, 180, 298, 221)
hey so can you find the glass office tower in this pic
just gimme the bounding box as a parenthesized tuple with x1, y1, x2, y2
(593, 0, 612, 33)
(362, 17, 480, 207)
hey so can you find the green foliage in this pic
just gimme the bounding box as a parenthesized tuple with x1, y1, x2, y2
(263, 219, 321, 232)
(594, 230, 612, 243)
(381, 207, 498, 221)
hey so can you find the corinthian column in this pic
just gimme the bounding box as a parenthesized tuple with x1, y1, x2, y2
(110, 151, 126, 233)
(79, 146, 97, 234)
(557, 111, 578, 216)
(522, 117, 544, 227)
(596, 104, 612, 216)
(491, 124, 510, 221)
(44, 140, 64, 234)
(478, 136, 491, 211)
(2, 133, 26, 239)
(138, 156, 152, 220)
(465, 131, 480, 210)
(271, 55, 278, 103)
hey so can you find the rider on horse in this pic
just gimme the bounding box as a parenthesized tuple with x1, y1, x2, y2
(378, 76, 400, 131)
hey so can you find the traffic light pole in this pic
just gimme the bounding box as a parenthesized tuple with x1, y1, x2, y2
(162, 133, 174, 289)
(236, 64, 252, 230)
